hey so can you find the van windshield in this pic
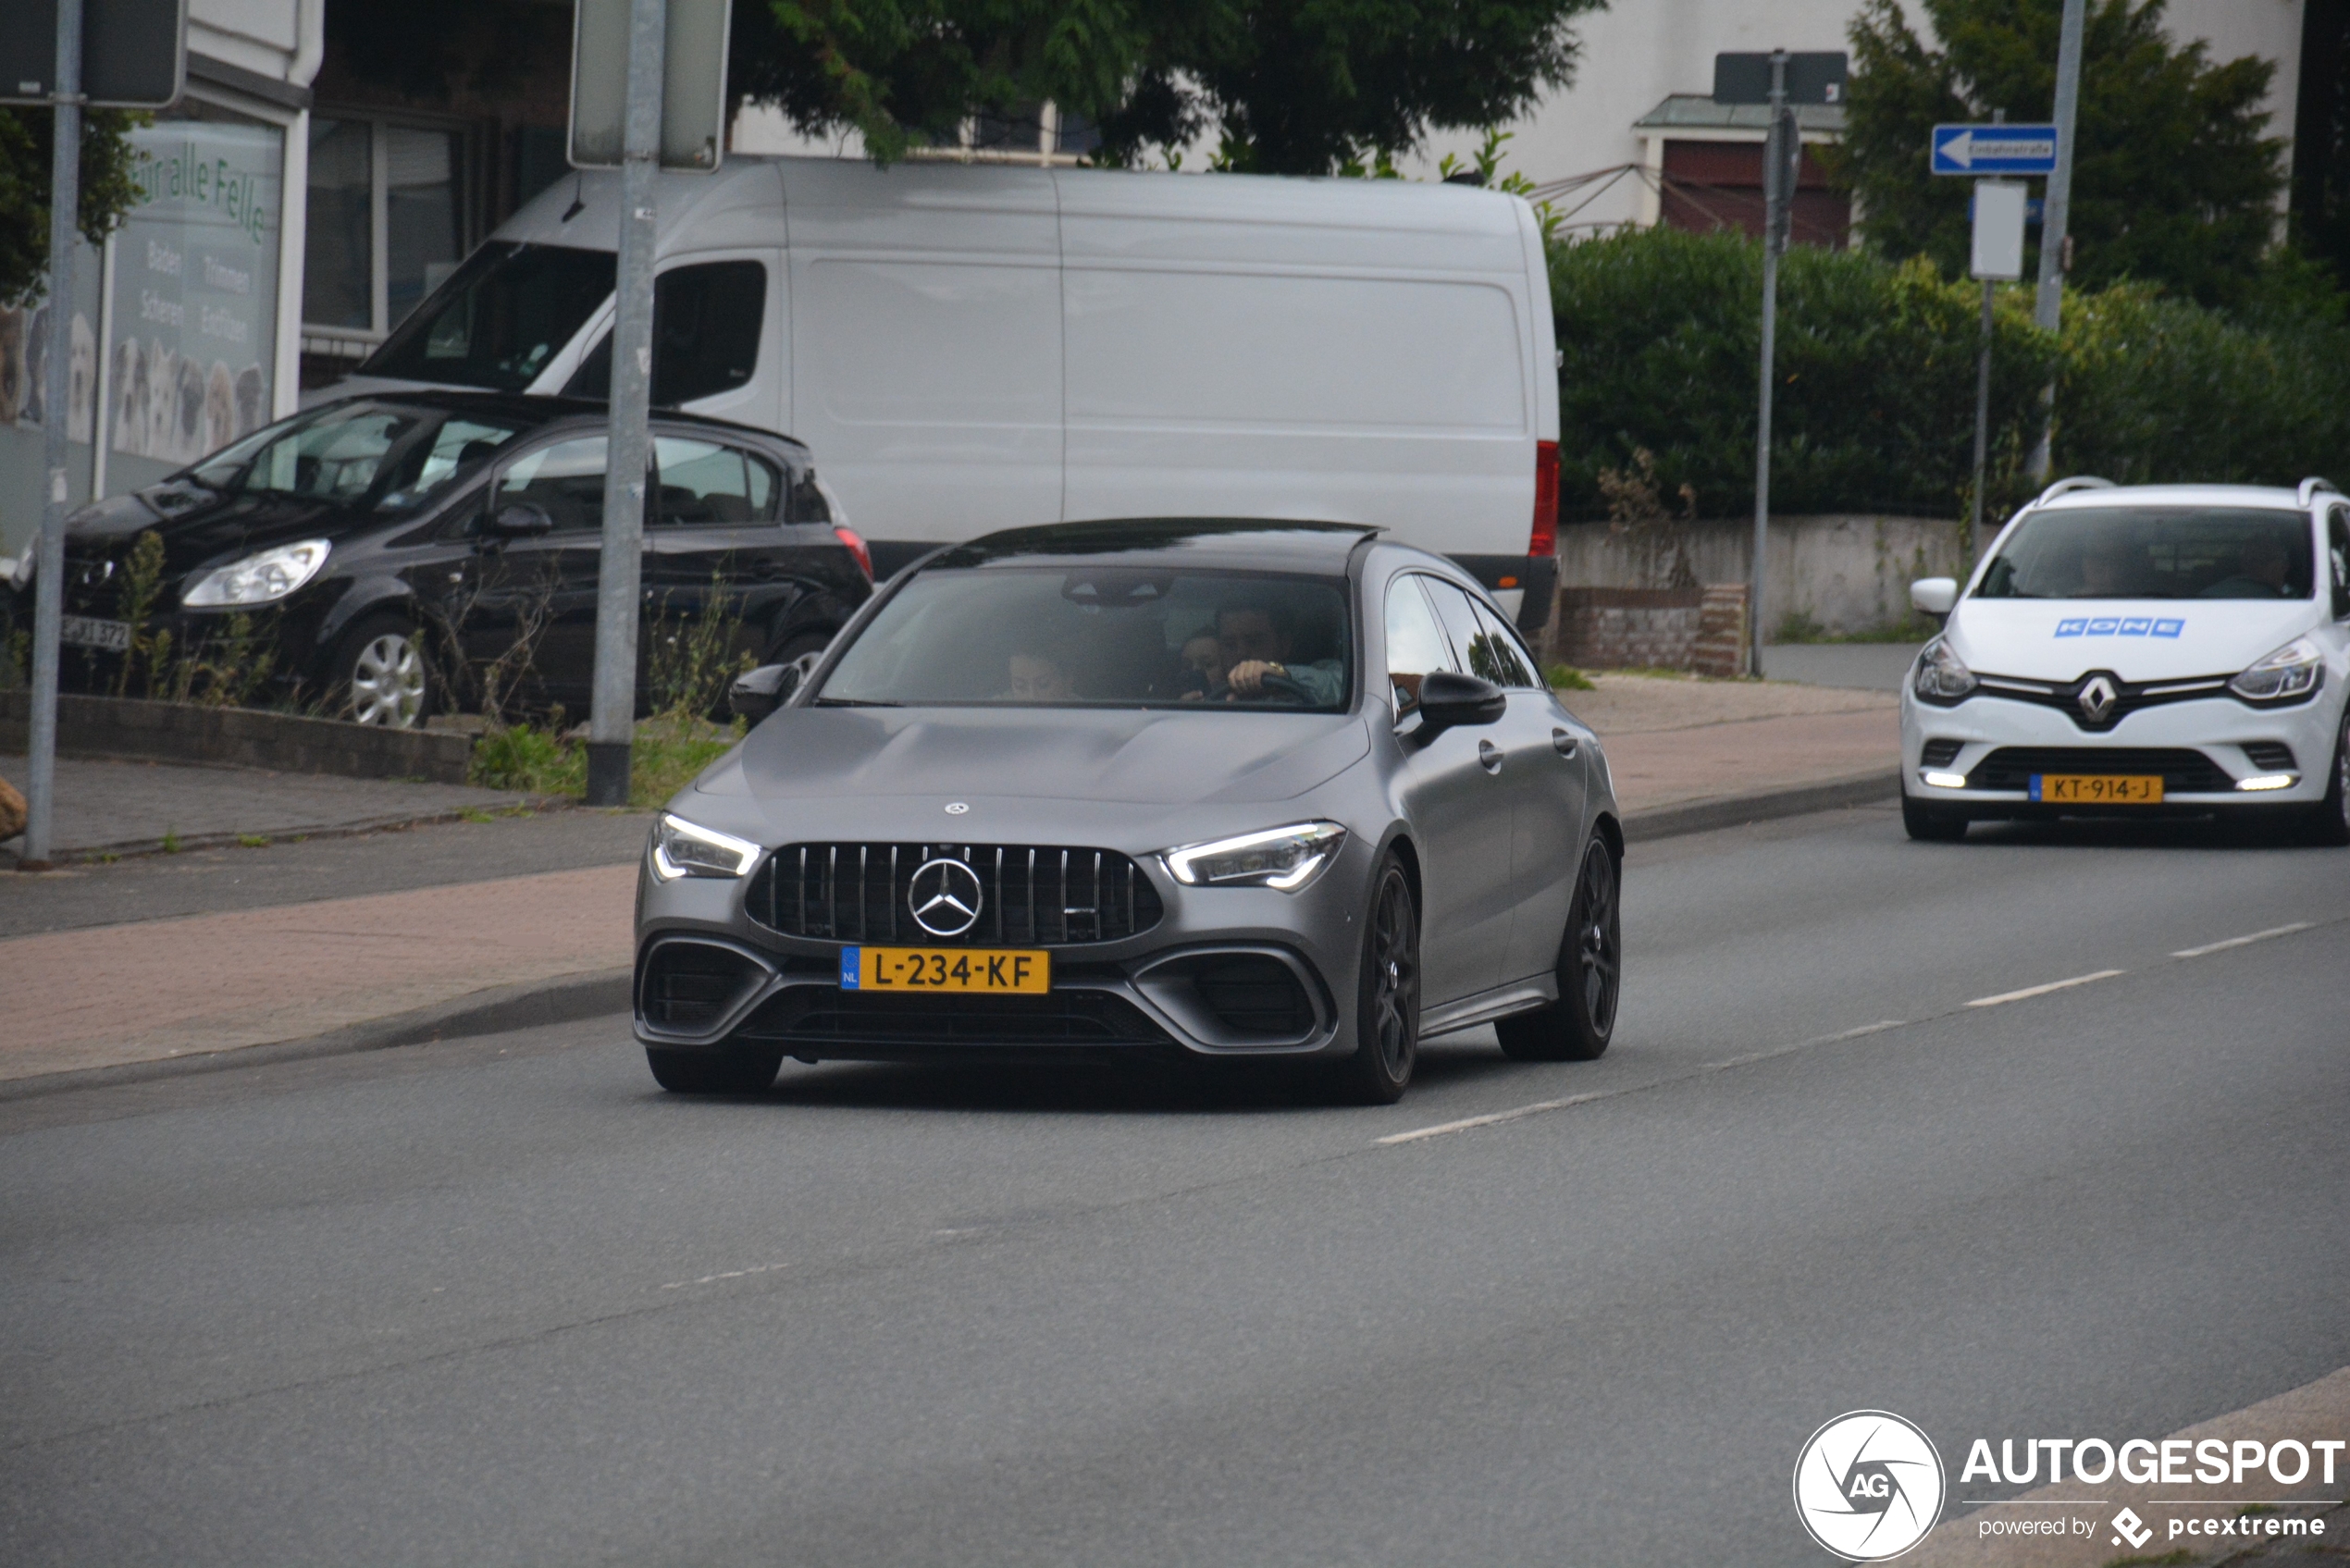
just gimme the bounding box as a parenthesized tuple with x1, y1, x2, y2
(359, 242, 616, 392)
(816, 568, 1353, 710)
(1977, 507, 2316, 599)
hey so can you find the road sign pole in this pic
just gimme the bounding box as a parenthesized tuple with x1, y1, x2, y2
(21, 0, 83, 872)
(1750, 51, 1789, 679)
(1971, 278, 1993, 561)
(584, 0, 666, 808)
(2025, 0, 2086, 482)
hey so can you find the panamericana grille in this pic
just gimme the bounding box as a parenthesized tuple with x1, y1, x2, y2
(1965, 747, 2235, 795)
(2242, 741, 2298, 772)
(748, 843, 1164, 946)
(739, 986, 1173, 1048)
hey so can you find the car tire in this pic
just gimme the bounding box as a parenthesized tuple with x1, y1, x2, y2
(332, 613, 434, 729)
(1496, 837, 1620, 1063)
(2304, 708, 2350, 847)
(1902, 792, 1969, 842)
(1331, 855, 1420, 1105)
(644, 1042, 785, 1093)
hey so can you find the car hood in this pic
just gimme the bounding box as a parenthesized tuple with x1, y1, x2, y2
(1948, 598, 2321, 681)
(67, 487, 390, 576)
(702, 706, 1373, 828)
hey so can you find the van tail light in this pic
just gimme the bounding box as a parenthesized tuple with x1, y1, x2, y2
(834, 525, 873, 580)
(1530, 439, 1559, 558)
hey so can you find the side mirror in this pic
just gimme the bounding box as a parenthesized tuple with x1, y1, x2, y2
(486, 501, 555, 538)
(1911, 577, 1959, 617)
(729, 662, 799, 722)
(1414, 670, 1508, 736)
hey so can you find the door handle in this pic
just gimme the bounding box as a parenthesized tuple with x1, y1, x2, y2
(1552, 728, 1579, 759)
(1478, 739, 1504, 774)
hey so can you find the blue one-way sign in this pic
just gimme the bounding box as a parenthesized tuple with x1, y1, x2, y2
(1931, 123, 2059, 175)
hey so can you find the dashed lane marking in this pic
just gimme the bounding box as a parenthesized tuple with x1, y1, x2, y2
(1965, 969, 2125, 1008)
(2171, 921, 2314, 959)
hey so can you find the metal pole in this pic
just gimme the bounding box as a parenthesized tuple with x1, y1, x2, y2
(1750, 51, 1788, 679)
(1971, 278, 1993, 562)
(22, 0, 84, 872)
(586, 0, 666, 807)
(2024, 0, 2085, 482)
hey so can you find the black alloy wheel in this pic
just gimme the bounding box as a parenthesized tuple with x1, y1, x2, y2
(1334, 856, 1420, 1104)
(1497, 837, 1619, 1062)
(2307, 708, 2350, 846)
(1901, 791, 1969, 843)
(644, 1041, 785, 1093)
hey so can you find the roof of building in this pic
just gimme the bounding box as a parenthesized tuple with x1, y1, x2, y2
(1633, 94, 1848, 135)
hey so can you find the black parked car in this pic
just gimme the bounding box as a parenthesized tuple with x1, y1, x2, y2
(19, 391, 872, 725)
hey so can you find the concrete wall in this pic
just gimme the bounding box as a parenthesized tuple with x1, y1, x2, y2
(1556, 514, 1967, 640)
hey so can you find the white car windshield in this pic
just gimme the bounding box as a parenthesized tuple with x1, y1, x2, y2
(1976, 506, 2315, 600)
(816, 567, 1353, 710)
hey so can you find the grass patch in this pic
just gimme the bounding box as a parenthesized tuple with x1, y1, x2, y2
(468, 712, 746, 809)
(1775, 610, 1934, 645)
(236, 833, 269, 848)
(2103, 1552, 2195, 1568)
(160, 829, 182, 854)
(1544, 662, 1596, 692)
(456, 806, 498, 824)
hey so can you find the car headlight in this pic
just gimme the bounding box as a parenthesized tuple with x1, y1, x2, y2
(650, 812, 762, 881)
(1912, 636, 1977, 703)
(181, 539, 330, 607)
(1160, 821, 1346, 891)
(2228, 635, 2324, 703)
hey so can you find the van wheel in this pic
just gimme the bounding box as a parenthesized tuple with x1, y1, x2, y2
(1902, 793, 1968, 842)
(1496, 838, 1618, 1062)
(333, 614, 434, 729)
(1330, 856, 1419, 1105)
(645, 1042, 784, 1093)
(2305, 710, 2350, 846)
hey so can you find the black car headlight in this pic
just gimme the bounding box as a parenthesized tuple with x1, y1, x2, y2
(1911, 636, 1977, 704)
(1160, 822, 1346, 891)
(2228, 636, 2323, 704)
(650, 812, 762, 881)
(182, 539, 330, 608)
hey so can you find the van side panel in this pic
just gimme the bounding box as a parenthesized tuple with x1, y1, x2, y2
(1056, 171, 1536, 561)
(779, 161, 1062, 552)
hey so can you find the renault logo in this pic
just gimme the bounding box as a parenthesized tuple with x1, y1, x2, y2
(909, 858, 984, 937)
(2077, 673, 2120, 724)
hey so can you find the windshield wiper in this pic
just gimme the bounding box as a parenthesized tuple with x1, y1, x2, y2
(810, 697, 900, 707)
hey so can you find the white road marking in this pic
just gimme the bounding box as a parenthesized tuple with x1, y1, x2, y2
(660, 1262, 788, 1290)
(1964, 969, 2124, 1008)
(2171, 921, 2314, 959)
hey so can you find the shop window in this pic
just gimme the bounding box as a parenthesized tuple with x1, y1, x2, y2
(302, 116, 469, 362)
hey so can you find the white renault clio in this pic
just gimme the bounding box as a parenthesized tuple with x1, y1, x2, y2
(1900, 477, 2350, 844)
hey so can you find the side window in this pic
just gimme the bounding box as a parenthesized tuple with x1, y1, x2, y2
(1384, 575, 1458, 714)
(652, 436, 772, 525)
(562, 260, 767, 407)
(1469, 599, 1540, 688)
(2331, 509, 2350, 619)
(786, 464, 830, 523)
(495, 437, 609, 532)
(1420, 577, 1528, 688)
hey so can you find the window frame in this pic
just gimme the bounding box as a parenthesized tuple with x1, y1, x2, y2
(301, 109, 480, 364)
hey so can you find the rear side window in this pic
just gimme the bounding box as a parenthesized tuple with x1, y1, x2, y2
(652, 436, 778, 525)
(565, 260, 766, 407)
(1420, 576, 1536, 688)
(496, 437, 609, 531)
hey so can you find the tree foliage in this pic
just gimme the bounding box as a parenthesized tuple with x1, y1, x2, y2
(729, 0, 1608, 174)
(0, 107, 144, 307)
(1834, 0, 2286, 309)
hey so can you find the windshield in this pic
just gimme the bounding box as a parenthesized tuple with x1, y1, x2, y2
(359, 241, 616, 391)
(184, 402, 526, 513)
(1978, 507, 2315, 600)
(817, 567, 1354, 710)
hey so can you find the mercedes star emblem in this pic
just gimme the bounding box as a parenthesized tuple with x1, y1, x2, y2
(944, 801, 970, 815)
(909, 858, 984, 937)
(2077, 673, 2119, 724)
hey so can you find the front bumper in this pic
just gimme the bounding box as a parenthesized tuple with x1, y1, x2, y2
(633, 836, 1369, 1062)
(1900, 688, 2341, 814)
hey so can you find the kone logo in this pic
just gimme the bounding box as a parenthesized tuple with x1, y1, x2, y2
(1793, 1411, 1948, 1562)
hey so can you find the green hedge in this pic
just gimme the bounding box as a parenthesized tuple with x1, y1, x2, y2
(1550, 226, 2350, 523)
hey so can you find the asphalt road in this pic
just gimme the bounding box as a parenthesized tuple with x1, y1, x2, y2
(3, 803, 2344, 1566)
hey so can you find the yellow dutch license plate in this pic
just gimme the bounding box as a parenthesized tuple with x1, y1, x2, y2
(841, 945, 1051, 994)
(2030, 773, 2163, 804)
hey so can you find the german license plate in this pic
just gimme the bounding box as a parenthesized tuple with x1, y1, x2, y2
(2031, 773, 2163, 804)
(61, 615, 131, 652)
(840, 945, 1051, 994)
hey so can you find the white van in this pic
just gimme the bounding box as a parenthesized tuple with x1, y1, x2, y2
(324, 155, 1562, 626)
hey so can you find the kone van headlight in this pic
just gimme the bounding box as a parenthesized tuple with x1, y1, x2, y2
(181, 539, 330, 607)
(651, 812, 761, 881)
(1911, 636, 1977, 704)
(1161, 821, 1346, 892)
(2228, 636, 2324, 703)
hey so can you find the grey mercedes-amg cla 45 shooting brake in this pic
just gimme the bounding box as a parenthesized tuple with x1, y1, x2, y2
(633, 520, 1623, 1104)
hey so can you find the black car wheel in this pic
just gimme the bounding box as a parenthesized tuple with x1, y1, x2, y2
(1496, 837, 1619, 1063)
(1902, 792, 1969, 842)
(645, 1042, 785, 1093)
(1333, 856, 1419, 1104)
(2306, 708, 2350, 847)
(332, 613, 434, 729)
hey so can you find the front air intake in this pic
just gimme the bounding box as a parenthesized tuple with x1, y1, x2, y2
(638, 941, 767, 1032)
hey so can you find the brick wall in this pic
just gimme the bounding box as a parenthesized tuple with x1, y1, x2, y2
(1549, 587, 1703, 670)
(1693, 585, 1749, 679)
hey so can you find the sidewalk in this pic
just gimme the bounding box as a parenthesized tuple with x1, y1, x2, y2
(0, 673, 1899, 1088)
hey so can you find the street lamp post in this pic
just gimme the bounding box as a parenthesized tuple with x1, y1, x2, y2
(2024, 0, 2086, 481)
(1750, 51, 1794, 679)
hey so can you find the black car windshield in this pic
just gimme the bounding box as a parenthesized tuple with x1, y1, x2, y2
(359, 242, 616, 391)
(184, 402, 526, 513)
(1977, 506, 2315, 599)
(817, 567, 1354, 710)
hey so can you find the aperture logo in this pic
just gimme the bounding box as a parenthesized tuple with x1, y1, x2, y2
(1794, 1411, 1948, 1562)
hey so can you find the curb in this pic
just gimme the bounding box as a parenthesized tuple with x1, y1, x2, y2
(0, 967, 633, 1103)
(1620, 771, 1899, 844)
(1, 796, 587, 869)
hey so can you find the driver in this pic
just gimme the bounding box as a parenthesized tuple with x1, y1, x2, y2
(1006, 642, 1078, 702)
(2200, 533, 2293, 598)
(1216, 601, 1342, 705)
